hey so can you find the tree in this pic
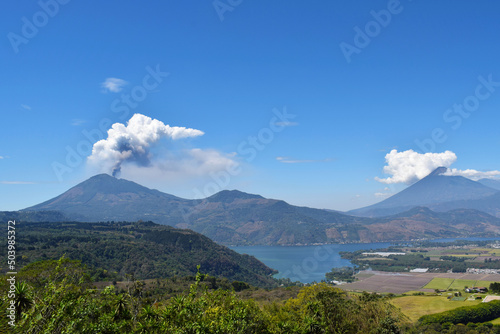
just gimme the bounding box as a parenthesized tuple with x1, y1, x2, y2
(14, 281, 33, 319)
(490, 282, 500, 294)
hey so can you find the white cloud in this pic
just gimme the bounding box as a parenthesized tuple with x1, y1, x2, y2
(0, 156, 3, 159)
(444, 168, 500, 180)
(101, 78, 128, 93)
(20, 104, 31, 110)
(375, 149, 457, 184)
(87, 113, 240, 180)
(276, 156, 332, 163)
(375, 149, 500, 184)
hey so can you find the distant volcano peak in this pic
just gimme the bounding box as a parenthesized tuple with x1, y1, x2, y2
(428, 166, 448, 176)
(348, 166, 497, 217)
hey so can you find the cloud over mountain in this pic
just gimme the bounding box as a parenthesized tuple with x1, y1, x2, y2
(375, 149, 500, 184)
(444, 168, 500, 180)
(375, 149, 457, 184)
(88, 113, 205, 177)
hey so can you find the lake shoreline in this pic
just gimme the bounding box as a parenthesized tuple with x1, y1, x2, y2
(230, 237, 500, 283)
(224, 235, 500, 247)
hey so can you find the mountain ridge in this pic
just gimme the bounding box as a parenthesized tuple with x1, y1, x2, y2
(20, 171, 500, 245)
(348, 167, 499, 217)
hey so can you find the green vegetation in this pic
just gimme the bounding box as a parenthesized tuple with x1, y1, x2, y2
(5, 258, 500, 333)
(490, 283, 500, 294)
(449, 280, 477, 290)
(348, 252, 474, 272)
(325, 266, 357, 283)
(0, 258, 411, 333)
(0, 210, 67, 223)
(1, 221, 278, 288)
(4, 223, 500, 332)
(423, 278, 455, 290)
(390, 295, 483, 322)
(419, 300, 500, 325)
(423, 278, 498, 294)
(341, 240, 500, 273)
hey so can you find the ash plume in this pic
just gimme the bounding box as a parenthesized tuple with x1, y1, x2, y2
(88, 113, 204, 177)
(112, 165, 121, 178)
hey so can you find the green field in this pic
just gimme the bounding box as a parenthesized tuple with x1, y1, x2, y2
(424, 278, 498, 291)
(488, 249, 500, 256)
(391, 295, 482, 322)
(477, 280, 496, 288)
(447, 254, 477, 258)
(449, 279, 476, 290)
(423, 278, 455, 290)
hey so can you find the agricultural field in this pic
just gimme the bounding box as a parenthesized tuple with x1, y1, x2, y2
(422, 246, 500, 263)
(341, 271, 500, 294)
(338, 241, 500, 324)
(390, 295, 483, 322)
(340, 271, 433, 294)
(486, 249, 500, 256)
(342, 241, 500, 277)
(423, 277, 498, 291)
(449, 279, 476, 290)
(422, 278, 455, 290)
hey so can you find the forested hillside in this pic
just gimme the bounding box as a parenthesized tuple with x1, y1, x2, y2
(1, 221, 277, 288)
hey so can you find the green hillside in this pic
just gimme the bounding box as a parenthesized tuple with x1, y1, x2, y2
(2, 221, 277, 288)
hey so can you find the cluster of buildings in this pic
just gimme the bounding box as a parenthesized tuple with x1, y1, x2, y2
(466, 268, 500, 274)
(361, 252, 406, 257)
(464, 286, 488, 293)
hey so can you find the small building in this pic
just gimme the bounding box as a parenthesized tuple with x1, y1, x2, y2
(410, 268, 429, 273)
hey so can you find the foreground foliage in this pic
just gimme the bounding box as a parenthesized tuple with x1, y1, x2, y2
(7, 257, 500, 333)
(1, 258, 411, 333)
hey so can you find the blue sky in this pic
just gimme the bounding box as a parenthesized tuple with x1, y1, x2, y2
(2, 0, 500, 211)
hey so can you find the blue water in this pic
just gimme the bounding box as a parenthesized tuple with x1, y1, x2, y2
(230, 237, 500, 283)
(230, 242, 391, 284)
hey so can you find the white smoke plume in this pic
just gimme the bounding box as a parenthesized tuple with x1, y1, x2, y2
(88, 113, 204, 177)
(375, 149, 457, 184)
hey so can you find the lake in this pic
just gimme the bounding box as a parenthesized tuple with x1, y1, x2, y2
(230, 237, 500, 283)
